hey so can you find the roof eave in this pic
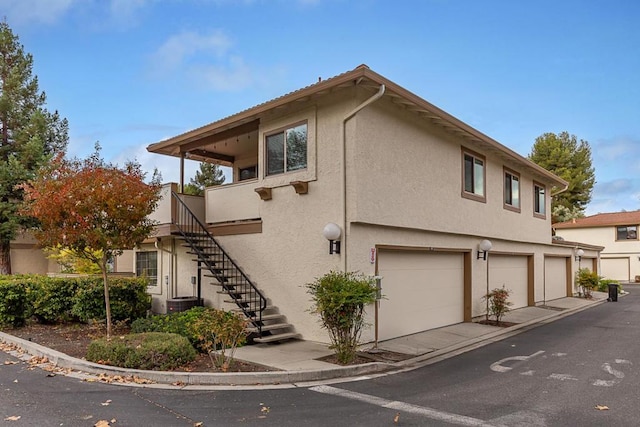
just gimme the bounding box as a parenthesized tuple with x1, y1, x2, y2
(146, 65, 568, 188)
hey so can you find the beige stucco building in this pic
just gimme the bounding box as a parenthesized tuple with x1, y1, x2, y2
(138, 65, 599, 344)
(554, 211, 640, 282)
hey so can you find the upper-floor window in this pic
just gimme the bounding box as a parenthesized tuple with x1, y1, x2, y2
(462, 149, 485, 202)
(136, 251, 158, 286)
(534, 182, 546, 218)
(266, 122, 307, 176)
(616, 225, 638, 240)
(504, 169, 520, 211)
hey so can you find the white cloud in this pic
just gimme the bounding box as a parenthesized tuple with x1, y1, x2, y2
(148, 29, 263, 92)
(108, 0, 149, 26)
(190, 56, 254, 91)
(594, 136, 640, 162)
(2, 0, 75, 25)
(595, 179, 633, 195)
(151, 29, 232, 72)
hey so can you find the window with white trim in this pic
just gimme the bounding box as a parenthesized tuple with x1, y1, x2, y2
(266, 123, 307, 176)
(136, 251, 158, 285)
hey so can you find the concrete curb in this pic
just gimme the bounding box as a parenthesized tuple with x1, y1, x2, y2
(0, 331, 391, 386)
(0, 296, 610, 388)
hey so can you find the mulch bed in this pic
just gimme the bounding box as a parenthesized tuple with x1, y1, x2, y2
(1, 322, 409, 372)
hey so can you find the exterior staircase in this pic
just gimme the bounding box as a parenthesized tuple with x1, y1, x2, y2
(170, 191, 299, 344)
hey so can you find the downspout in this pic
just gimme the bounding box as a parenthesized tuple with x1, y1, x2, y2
(341, 84, 385, 271)
(179, 152, 185, 194)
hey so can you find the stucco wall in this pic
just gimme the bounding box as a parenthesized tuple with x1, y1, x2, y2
(556, 226, 640, 281)
(164, 85, 579, 343)
(348, 95, 554, 244)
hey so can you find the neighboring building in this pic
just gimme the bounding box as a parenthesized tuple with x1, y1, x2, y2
(141, 64, 598, 344)
(10, 231, 60, 275)
(554, 211, 640, 282)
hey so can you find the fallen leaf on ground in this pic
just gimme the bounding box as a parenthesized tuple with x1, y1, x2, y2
(94, 420, 110, 427)
(101, 399, 112, 406)
(4, 360, 18, 365)
(394, 412, 400, 423)
(4, 416, 21, 421)
(595, 405, 609, 411)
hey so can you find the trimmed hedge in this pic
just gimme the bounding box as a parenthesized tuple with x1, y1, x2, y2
(0, 275, 151, 327)
(0, 279, 27, 327)
(86, 332, 196, 370)
(131, 306, 247, 353)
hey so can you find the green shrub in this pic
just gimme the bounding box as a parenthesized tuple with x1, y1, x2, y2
(0, 280, 27, 327)
(306, 271, 378, 364)
(26, 277, 79, 323)
(72, 277, 151, 323)
(191, 308, 247, 371)
(597, 278, 620, 293)
(576, 268, 600, 298)
(131, 306, 205, 347)
(131, 306, 247, 367)
(86, 332, 196, 370)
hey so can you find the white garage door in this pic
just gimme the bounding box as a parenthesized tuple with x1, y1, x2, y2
(601, 258, 629, 282)
(377, 250, 464, 341)
(545, 257, 568, 301)
(488, 255, 528, 309)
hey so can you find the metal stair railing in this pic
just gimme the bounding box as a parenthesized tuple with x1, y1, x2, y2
(170, 191, 266, 335)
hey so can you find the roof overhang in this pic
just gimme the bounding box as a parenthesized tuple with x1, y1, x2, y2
(146, 64, 568, 189)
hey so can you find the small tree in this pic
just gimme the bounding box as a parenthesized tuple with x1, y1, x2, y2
(306, 271, 377, 364)
(20, 147, 161, 337)
(191, 308, 248, 372)
(483, 286, 513, 325)
(576, 268, 600, 299)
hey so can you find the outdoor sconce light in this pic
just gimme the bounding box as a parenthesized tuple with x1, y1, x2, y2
(575, 249, 584, 262)
(323, 222, 342, 254)
(477, 239, 492, 260)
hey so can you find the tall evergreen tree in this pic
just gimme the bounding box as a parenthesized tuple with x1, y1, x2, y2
(529, 131, 595, 223)
(0, 22, 68, 273)
(184, 162, 225, 195)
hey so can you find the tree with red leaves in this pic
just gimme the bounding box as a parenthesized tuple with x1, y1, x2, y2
(20, 147, 161, 337)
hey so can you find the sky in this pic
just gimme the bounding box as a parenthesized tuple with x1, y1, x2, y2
(3, 0, 640, 216)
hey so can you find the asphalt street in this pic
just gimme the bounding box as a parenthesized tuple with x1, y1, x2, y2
(2, 285, 640, 426)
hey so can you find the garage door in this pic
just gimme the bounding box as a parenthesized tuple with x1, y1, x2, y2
(601, 258, 629, 282)
(545, 257, 568, 301)
(488, 255, 529, 309)
(377, 250, 464, 341)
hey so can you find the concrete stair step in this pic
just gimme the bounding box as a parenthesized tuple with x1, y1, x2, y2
(253, 332, 301, 344)
(247, 323, 292, 333)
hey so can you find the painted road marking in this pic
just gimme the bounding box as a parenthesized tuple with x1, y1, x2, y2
(309, 385, 500, 427)
(490, 351, 545, 373)
(547, 373, 578, 381)
(593, 359, 632, 387)
(491, 352, 632, 387)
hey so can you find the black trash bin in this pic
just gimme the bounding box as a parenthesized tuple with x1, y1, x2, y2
(608, 283, 619, 302)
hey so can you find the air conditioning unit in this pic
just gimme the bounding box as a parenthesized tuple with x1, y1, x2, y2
(166, 296, 200, 313)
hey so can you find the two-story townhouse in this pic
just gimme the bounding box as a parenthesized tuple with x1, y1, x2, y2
(554, 211, 640, 282)
(142, 65, 597, 344)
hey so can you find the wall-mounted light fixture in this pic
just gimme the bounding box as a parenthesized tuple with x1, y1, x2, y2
(323, 222, 342, 254)
(477, 239, 492, 260)
(575, 248, 584, 262)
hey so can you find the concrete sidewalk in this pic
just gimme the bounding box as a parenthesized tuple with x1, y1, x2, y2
(0, 292, 612, 388)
